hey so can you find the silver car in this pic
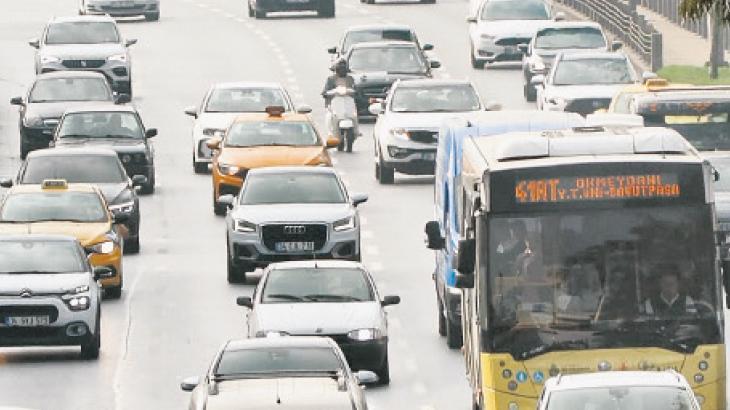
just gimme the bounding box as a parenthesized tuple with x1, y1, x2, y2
(0, 235, 112, 359)
(237, 260, 400, 384)
(218, 166, 368, 283)
(31, 15, 137, 96)
(180, 337, 377, 410)
(79, 0, 160, 21)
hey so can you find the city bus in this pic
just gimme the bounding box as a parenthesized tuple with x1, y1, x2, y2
(429, 126, 728, 410)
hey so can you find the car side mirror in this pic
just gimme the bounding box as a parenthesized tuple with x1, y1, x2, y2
(466, 16, 478, 23)
(113, 213, 129, 224)
(368, 103, 383, 116)
(326, 136, 340, 148)
(381, 295, 400, 306)
(611, 40, 623, 51)
(554, 11, 566, 21)
(236, 296, 253, 308)
(145, 128, 158, 138)
(296, 104, 312, 114)
(327, 46, 337, 54)
(125, 38, 138, 47)
(424, 220, 445, 250)
(430, 60, 441, 69)
(115, 93, 131, 104)
(714, 169, 721, 182)
(93, 266, 114, 280)
(28, 38, 39, 48)
(485, 101, 502, 111)
(453, 238, 476, 276)
(518, 43, 529, 54)
(351, 193, 368, 207)
(180, 376, 200, 392)
(206, 138, 221, 150)
(423, 43, 434, 51)
(184, 106, 198, 118)
(217, 194, 235, 209)
(530, 74, 545, 86)
(131, 175, 148, 187)
(0, 178, 13, 188)
(10, 96, 24, 106)
(354, 370, 379, 386)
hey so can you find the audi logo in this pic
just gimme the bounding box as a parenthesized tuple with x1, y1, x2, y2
(19, 288, 32, 298)
(284, 225, 306, 235)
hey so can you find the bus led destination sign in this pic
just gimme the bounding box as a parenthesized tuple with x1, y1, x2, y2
(515, 174, 681, 204)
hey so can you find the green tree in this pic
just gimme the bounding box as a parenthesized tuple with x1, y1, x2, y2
(679, 0, 727, 78)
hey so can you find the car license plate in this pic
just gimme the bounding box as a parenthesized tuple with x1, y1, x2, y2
(275, 242, 315, 252)
(114, 1, 135, 7)
(421, 152, 435, 161)
(4, 316, 50, 327)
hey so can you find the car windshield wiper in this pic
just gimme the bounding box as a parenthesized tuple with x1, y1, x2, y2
(59, 135, 90, 139)
(386, 70, 425, 75)
(302, 294, 364, 302)
(1, 270, 59, 274)
(214, 369, 339, 381)
(264, 293, 305, 302)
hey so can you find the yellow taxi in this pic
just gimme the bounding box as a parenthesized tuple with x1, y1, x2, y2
(208, 106, 339, 215)
(0, 180, 126, 298)
(602, 78, 693, 113)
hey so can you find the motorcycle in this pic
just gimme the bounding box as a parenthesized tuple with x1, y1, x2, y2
(324, 86, 358, 152)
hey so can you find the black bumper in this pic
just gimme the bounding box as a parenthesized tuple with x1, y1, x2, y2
(339, 338, 388, 371)
(232, 241, 359, 267)
(257, 0, 325, 12)
(0, 323, 92, 347)
(391, 159, 436, 175)
(121, 162, 152, 179)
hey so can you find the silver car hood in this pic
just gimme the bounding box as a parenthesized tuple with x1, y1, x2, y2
(194, 113, 240, 136)
(40, 43, 125, 60)
(232, 204, 353, 224)
(0, 272, 89, 295)
(252, 302, 382, 335)
(205, 378, 352, 410)
(545, 83, 629, 100)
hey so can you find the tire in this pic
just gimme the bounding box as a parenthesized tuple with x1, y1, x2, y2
(366, 0, 374, 4)
(105, 283, 122, 299)
(213, 190, 227, 216)
(254, 8, 266, 18)
(193, 158, 208, 174)
(470, 49, 485, 69)
(20, 140, 30, 160)
(227, 246, 247, 284)
(377, 152, 394, 184)
(144, 11, 160, 21)
(124, 235, 140, 254)
(318, 0, 335, 18)
(472, 394, 483, 410)
(445, 309, 463, 349)
(248, 2, 254, 16)
(345, 129, 354, 153)
(376, 352, 390, 385)
(523, 82, 536, 102)
(437, 294, 447, 336)
(139, 169, 155, 195)
(80, 313, 100, 360)
(421, 0, 436, 3)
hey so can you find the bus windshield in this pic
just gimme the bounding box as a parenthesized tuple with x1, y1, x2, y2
(483, 205, 721, 360)
(643, 112, 730, 151)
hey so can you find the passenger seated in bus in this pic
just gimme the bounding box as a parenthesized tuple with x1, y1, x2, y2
(557, 263, 602, 314)
(643, 266, 697, 318)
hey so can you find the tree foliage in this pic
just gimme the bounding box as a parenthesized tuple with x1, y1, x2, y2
(679, 0, 730, 21)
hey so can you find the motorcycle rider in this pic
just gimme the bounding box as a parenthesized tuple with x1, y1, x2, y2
(322, 58, 359, 152)
(322, 58, 355, 104)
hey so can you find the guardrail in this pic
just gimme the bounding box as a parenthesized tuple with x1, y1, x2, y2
(555, 0, 663, 71)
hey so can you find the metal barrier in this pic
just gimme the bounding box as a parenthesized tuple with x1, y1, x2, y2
(556, 0, 663, 71)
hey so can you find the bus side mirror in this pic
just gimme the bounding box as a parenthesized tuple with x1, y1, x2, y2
(455, 273, 474, 288)
(453, 238, 476, 275)
(424, 220, 445, 250)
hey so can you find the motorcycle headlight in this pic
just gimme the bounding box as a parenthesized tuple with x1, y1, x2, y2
(202, 128, 225, 137)
(23, 116, 44, 128)
(347, 328, 381, 341)
(234, 219, 256, 233)
(109, 200, 135, 214)
(217, 162, 240, 176)
(389, 128, 409, 140)
(333, 216, 355, 232)
(108, 53, 127, 62)
(255, 330, 290, 338)
(40, 55, 61, 64)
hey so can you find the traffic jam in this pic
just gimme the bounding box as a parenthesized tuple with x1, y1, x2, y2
(0, 0, 728, 409)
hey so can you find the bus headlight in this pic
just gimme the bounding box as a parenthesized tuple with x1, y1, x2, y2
(508, 402, 519, 410)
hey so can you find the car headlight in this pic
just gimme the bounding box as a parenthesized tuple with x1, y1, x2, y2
(23, 116, 44, 128)
(62, 295, 91, 311)
(109, 200, 135, 214)
(40, 55, 61, 64)
(202, 128, 225, 137)
(234, 219, 256, 233)
(255, 330, 290, 338)
(480, 34, 496, 42)
(347, 328, 382, 341)
(333, 216, 355, 232)
(217, 162, 240, 176)
(90, 240, 115, 255)
(108, 53, 127, 62)
(389, 128, 409, 140)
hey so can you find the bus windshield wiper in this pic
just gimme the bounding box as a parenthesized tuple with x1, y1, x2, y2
(592, 326, 695, 353)
(512, 338, 590, 360)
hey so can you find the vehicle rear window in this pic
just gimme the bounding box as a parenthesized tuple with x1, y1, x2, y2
(342, 29, 414, 52)
(45, 21, 120, 44)
(205, 88, 289, 112)
(534, 27, 606, 49)
(29, 78, 112, 103)
(1, 192, 108, 223)
(240, 173, 346, 205)
(348, 46, 426, 74)
(553, 58, 634, 86)
(215, 347, 341, 376)
(481, 0, 550, 21)
(21, 155, 127, 184)
(262, 268, 374, 303)
(391, 84, 481, 113)
(0, 241, 85, 274)
(57, 112, 143, 139)
(547, 386, 694, 410)
(226, 121, 319, 147)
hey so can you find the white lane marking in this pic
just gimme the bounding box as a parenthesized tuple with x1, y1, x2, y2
(225, 13, 236, 18)
(365, 245, 379, 255)
(413, 381, 428, 395)
(197, 3, 209, 8)
(281, 60, 291, 67)
(294, 92, 304, 100)
(284, 68, 294, 75)
(357, 8, 369, 14)
(420, 406, 437, 410)
(253, 29, 264, 35)
(236, 17, 246, 22)
(210, 7, 222, 12)
(362, 229, 374, 239)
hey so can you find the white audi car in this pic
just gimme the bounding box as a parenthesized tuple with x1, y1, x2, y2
(184, 82, 309, 174)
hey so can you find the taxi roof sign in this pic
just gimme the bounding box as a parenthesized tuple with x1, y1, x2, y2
(265, 106, 286, 117)
(41, 179, 69, 190)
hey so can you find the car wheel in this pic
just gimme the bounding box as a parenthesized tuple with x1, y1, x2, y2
(193, 152, 208, 174)
(248, 2, 254, 16)
(445, 309, 463, 349)
(523, 82, 537, 102)
(80, 312, 100, 360)
(377, 151, 394, 184)
(470, 49, 485, 69)
(144, 11, 160, 21)
(124, 235, 140, 254)
(227, 243, 247, 284)
(366, 0, 374, 4)
(254, 8, 266, 18)
(213, 190, 227, 216)
(318, 0, 335, 18)
(139, 169, 155, 195)
(376, 351, 390, 385)
(437, 293, 447, 336)
(105, 284, 122, 299)
(20, 139, 30, 160)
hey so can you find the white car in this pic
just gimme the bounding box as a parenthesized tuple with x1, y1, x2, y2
(181, 337, 377, 410)
(370, 79, 487, 184)
(537, 371, 701, 410)
(535, 51, 639, 115)
(237, 260, 400, 384)
(467, 0, 560, 69)
(184, 82, 309, 174)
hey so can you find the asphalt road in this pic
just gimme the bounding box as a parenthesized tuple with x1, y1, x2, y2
(0, 1, 691, 410)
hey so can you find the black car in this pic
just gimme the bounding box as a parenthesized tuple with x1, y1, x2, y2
(327, 24, 433, 58)
(0, 147, 146, 253)
(52, 105, 157, 194)
(344, 41, 440, 119)
(248, 0, 334, 19)
(10, 71, 128, 159)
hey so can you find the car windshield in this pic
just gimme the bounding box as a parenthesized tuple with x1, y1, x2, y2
(21, 155, 127, 184)
(262, 268, 374, 303)
(215, 347, 342, 376)
(391, 84, 481, 112)
(0, 192, 108, 223)
(29, 78, 112, 103)
(342, 29, 414, 52)
(57, 112, 143, 139)
(480, 0, 549, 21)
(553, 58, 634, 86)
(708, 157, 730, 192)
(547, 386, 695, 410)
(45, 21, 120, 44)
(205, 88, 289, 112)
(484, 205, 721, 360)
(535, 27, 606, 49)
(643, 112, 730, 151)
(226, 121, 320, 147)
(348, 46, 426, 74)
(240, 173, 346, 205)
(0, 241, 85, 274)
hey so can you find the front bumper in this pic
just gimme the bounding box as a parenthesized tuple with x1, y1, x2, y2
(0, 297, 98, 347)
(338, 337, 388, 371)
(379, 134, 437, 175)
(89, 245, 123, 288)
(38, 60, 131, 92)
(83, 2, 159, 16)
(474, 40, 525, 63)
(255, 0, 325, 12)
